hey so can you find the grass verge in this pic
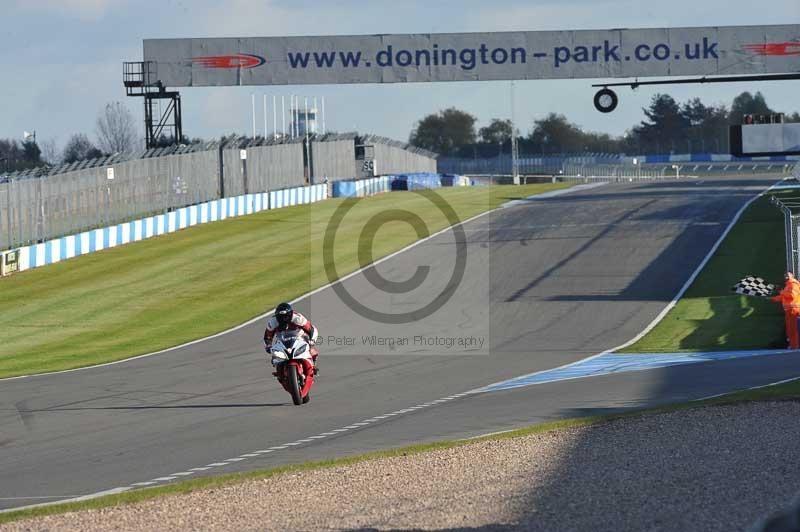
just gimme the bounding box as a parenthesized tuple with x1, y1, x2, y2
(622, 191, 789, 352)
(2, 377, 797, 524)
(0, 184, 568, 379)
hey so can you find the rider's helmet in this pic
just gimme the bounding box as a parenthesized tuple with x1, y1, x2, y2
(275, 302, 294, 328)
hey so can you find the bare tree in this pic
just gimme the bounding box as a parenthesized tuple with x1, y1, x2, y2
(40, 138, 59, 165)
(96, 101, 137, 154)
(63, 134, 103, 164)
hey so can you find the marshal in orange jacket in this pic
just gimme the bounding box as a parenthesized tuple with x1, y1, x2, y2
(772, 273, 800, 349)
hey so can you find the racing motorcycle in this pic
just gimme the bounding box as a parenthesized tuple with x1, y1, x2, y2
(270, 330, 316, 405)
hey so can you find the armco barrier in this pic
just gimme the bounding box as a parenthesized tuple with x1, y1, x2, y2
(642, 153, 800, 164)
(5, 184, 327, 275)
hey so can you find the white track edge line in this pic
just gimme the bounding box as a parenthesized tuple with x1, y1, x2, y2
(14, 179, 766, 511)
(2, 186, 579, 382)
(472, 177, 785, 394)
(0, 488, 131, 515)
(695, 374, 800, 401)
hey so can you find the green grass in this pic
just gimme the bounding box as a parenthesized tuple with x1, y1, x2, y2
(0, 184, 568, 379)
(623, 192, 789, 352)
(3, 181, 797, 524)
(2, 376, 797, 525)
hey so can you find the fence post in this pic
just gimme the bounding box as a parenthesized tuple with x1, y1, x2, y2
(218, 144, 225, 199)
(792, 214, 800, 277)
(774, 197, 799, 277)
(38, 175, 45, 243)
(5, 178, 12, 249)
(240, 149, 248, 195)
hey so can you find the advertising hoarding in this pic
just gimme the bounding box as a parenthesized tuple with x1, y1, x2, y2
(143, 25, 800, 87)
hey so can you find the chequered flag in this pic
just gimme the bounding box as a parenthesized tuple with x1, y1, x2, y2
(731, 276, 775, 298)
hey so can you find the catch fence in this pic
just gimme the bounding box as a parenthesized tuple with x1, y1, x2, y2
(439, 153, 798, 178)
(772, 163, 800, 276)
(0, 135, 437, 252)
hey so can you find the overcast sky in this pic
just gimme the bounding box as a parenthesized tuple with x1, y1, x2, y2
(2, 0, 798, 153)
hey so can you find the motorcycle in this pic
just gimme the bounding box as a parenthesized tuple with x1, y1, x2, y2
(270, 330, 316, 405)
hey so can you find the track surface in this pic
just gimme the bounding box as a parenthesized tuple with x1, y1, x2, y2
(2, 176, 797, 511)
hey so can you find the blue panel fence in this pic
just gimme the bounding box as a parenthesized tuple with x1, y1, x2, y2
(331, 173, 469, 198)
(4, 173, 473, 275)
(9, 184, 327, 274)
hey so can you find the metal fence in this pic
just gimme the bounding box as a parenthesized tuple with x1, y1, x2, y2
(0, 141, 305, 251)
(311, 135, 358, 181)
(0, 135, 438, 252)
(439, 153, 798, 178)
(438, 154, 613, 175)
(560, 162, 674, 179)
(309, 133, 438, 181)
(0, 149, 222, 252)
(362, 134, 437, 176)
(772, 195, 800, 277)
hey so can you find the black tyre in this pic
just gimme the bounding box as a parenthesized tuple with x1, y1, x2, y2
(593, 88, 618, 113)
(287, 364, 303, 406)
(302, 393, 311, 404)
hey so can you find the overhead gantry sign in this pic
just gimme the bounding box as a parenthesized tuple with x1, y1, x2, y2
(127, 25, 799, 144)
(143, 25, 798, 87)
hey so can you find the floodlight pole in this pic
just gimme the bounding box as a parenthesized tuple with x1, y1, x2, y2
(273, 95, 278, 139)
(294, 96, 300, 138)
(510, 82, 520, 184)
(251, 94, 256, 139)
(321, 97, 326, 134)
(313, 97, 318, 134)
(290, 95, 296, 138)
(305, 96, 311, 183)
(2, 158, 10, 249)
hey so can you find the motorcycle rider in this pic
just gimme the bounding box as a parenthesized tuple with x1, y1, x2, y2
(264, 302, 320, 372)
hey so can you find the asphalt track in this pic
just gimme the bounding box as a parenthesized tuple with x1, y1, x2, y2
(3, 175, 799, 512)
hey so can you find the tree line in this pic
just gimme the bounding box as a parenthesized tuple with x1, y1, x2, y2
(409, 91, 800, 157)
(0, 102, 140, 173)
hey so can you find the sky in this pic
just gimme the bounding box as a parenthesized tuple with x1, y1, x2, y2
(1, 0, 799, 154)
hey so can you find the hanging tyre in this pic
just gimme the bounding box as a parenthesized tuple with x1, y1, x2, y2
(594, 88, 618, 113)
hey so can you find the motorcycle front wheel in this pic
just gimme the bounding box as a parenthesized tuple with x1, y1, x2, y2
(287, 364, 303, 406)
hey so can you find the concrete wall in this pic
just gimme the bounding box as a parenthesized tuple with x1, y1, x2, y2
(0, 136, 437, 251)
(3, 184, 328, 276)
(310, 135, 437, 181)
(222, 142, 306, 197)
(311, 138, 356, 181)
(0, 149, 220, 251)
(373, 143, 437, 175)
(246, 142, 306, 191)
(0, 143, 310, 251)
